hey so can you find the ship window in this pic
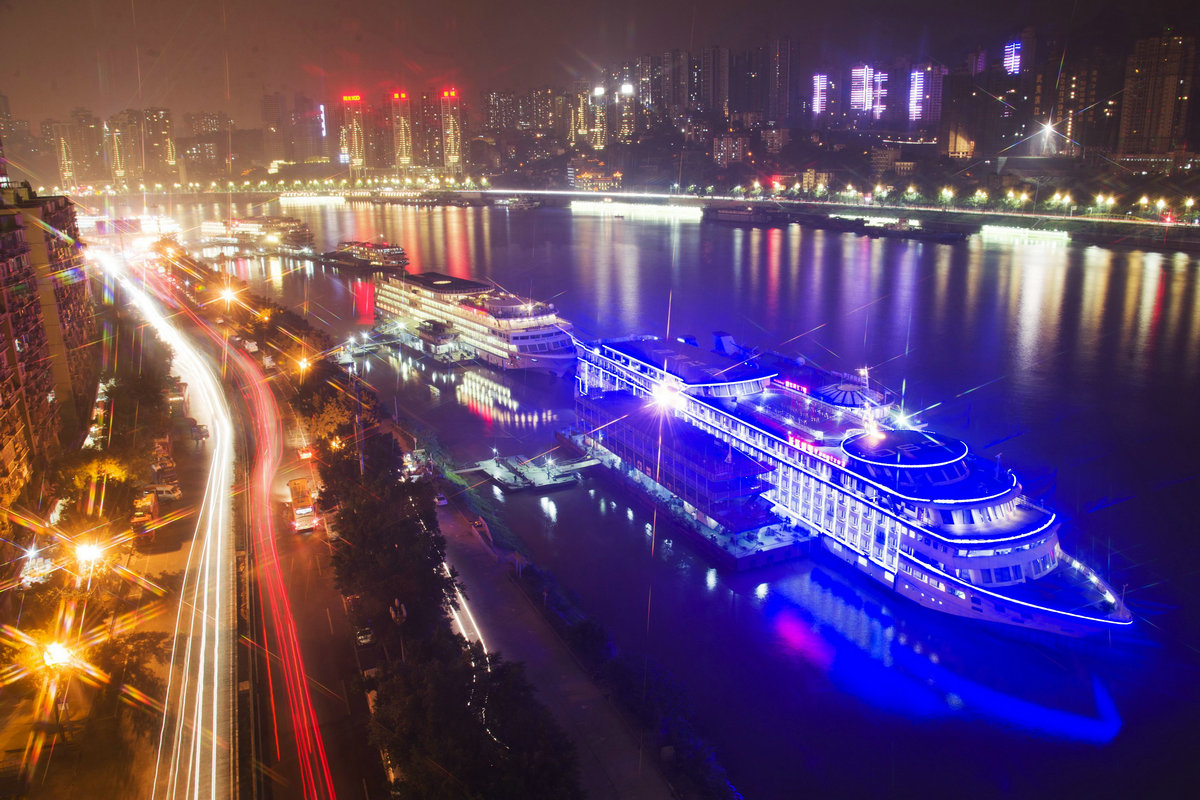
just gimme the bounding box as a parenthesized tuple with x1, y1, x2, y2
(1031, 559, 1043, 575)
(940, 510, 955, 525)
(1011, 564, 1022, 580)
(994, 566, 1011, 583)
(980, 568, 992, 583)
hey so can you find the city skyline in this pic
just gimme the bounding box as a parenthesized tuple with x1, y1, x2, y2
(0, 0, 1195, 126)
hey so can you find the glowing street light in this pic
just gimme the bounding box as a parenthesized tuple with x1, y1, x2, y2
(42, 642, 74, 670)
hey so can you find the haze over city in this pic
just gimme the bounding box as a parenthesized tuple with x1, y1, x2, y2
(0, 0, 1194, 123)
(1, 1, 1199, 798)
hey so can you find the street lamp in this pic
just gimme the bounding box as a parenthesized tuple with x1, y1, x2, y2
(43, 642, 74, 670)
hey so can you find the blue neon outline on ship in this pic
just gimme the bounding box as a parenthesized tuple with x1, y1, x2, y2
(572, 333, 1132, 637)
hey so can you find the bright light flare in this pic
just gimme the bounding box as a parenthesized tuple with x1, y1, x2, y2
(650, 382, 685, 411)
(42, 642, 73, 669)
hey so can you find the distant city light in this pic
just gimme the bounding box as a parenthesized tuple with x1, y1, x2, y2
(620, 82, 634, 96)
(593, 86, 605, 97)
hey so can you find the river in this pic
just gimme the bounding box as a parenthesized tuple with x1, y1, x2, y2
(142, 197, 1199, 798)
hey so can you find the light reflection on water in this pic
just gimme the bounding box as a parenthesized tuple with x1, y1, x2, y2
(139, 199, 1200, 798)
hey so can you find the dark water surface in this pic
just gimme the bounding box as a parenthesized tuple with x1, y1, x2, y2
(155, 199, 1198, 798)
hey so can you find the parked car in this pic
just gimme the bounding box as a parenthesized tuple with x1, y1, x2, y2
(150, 484, 182, 500)
(354, 626, 375, 647)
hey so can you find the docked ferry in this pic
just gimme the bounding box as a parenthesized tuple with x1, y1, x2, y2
(573, 334, 1132, 637)
(199, 216, 314, 254)
(322, 240, 409, 272)
(374, 272, 575, 376)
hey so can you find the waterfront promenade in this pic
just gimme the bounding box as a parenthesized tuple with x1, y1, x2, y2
(437, 500, 676, 800)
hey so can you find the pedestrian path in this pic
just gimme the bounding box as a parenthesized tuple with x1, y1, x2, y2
(439, 505, 675, 800)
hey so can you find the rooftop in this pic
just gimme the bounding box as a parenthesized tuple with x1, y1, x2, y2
(602, 338, 776, 387)
(399, 271, 490, 295)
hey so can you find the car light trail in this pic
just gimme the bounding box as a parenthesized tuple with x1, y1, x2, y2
(93, 250, 237, 799)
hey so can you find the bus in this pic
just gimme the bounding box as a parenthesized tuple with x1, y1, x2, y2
(288, 477, 319, 532)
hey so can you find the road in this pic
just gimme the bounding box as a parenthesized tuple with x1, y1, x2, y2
(95, 251, 238, 799)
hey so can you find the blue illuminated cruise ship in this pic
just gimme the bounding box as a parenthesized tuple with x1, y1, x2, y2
(573, 334, 1132, 637)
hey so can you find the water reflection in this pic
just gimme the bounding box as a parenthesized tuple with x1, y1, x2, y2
(732, 560, 1121, 744)
(126, 198, 1200, 798)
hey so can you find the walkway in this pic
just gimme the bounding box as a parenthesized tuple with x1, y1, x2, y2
(439, 503, 675, 800)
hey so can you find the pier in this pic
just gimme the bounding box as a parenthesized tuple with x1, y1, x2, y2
(458, 455, 599, 492)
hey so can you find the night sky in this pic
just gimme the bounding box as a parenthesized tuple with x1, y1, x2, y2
(0, 0, 1193, 126)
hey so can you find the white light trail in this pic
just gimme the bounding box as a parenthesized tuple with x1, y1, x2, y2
(93, 250, 236, 799)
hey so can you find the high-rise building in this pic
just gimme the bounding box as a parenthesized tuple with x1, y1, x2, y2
(713, 134, 747, 167)
(262, 92, 288, 164)
(1033, 48, 1118, 156)
(767, 38, 794, 125)
(47, 122, 75, 186)
(1, 183, 97, 442)
(143, 107, 176, 180)
(661, 49, 691, 121)
(185, 111, 225, 137)
(1118, 31, 1196, 155)
(0, 205, 56, 522)
(636, 54, 660, 112)
(849, 64, 875, 113)
(700, 46, 731, 118)
(908, 63, 947, 127)
(812, 74, 830, 116)
(872, 72, 889, 120)
(484, 90, 515, 133)
(106, 109, 144, 183)
(339, 94, 366, 174)
(529, 87, 556, 133)
(731, 47, 767, 119)
(291, 94, 325, 164)
(440, 89, 463, 170)
(0, 94, 10, 139)
(568, 84, 590, 146)
(390, 92, 414, 167)
(589, 87, 608, 150)
(1003, 41, 1022, 76)
(418, 93, 443, 167)
(616, 83, 637, 143)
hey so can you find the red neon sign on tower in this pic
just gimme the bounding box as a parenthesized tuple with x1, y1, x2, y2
(342, 94, 362, 102)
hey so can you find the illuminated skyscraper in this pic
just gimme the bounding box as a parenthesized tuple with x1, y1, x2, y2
(616, 83, 637, 143)
(872, 72, 888, 119)
(440, 89, 462, 170)
(908, 63, 947, 127)
(589, 87, 607, 150)
(812, 74, 829, 115)
(340, 95, 366, 174)
(636, 54, 659, 111)
(1003, 41, 1022, 76)
(849, 64, 875, 113)
(390, 92, 414, 167)
(106, 109, 143, 184)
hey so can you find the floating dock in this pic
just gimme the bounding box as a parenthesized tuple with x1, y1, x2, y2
(459, 455, 598, 492)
